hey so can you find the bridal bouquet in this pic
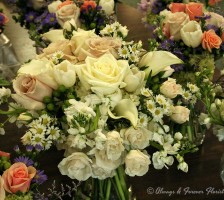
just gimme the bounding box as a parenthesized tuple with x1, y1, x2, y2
(7, 0, 115, 48)
(0, 21, 205, 199)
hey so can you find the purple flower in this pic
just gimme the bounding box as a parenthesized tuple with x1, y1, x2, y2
(25, 11, 37, 23)
(42, 13, 57, 26)
(35, 144, 44, 152)
(33, 170, 48, 185)
(14, 156, 34, 166)
(26, 145, 34, 152)
(13, 145, 20, 153)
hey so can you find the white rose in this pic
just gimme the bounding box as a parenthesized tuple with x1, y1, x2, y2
(75, 53, 129, 96)
(56, 2, 80, 27)
(122, 127, 152, 149)
(58, 152, 92, 181)
(125, 150, 151, 177)
(177, 161, 188, 173)
(18, 59, 58, 89)
(160, 78, 182, 99)
(170, 106, 190, 124)
(63, 18, 78, 31)
(71, 29, 97, 61)
(180, 21, 203, 48)
(53, 60, 76, 87)
(95, 149, 121, 171)
(48, 0, 62, 13)
(159, 9, 172, 24)
(29, 0, 45, 10)
(12, 74, 53, 110)
(92, 162, 115, 180)
(124, 67, 145, 93)
(0, 176, 5, 200)
(106, 131, 124, 160)
(99, 0, 114, 15)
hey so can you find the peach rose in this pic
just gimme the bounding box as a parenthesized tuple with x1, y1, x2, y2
(202, 30, 222, 52)
(56, 1, 80, 27)
(0, 151, 10, 158)
(0, 176, 5, 200)
(12, 74, 53, 110)
(164, 12, 190, 40)
(208, 0, 221, 6)
(81, 0, 97, 12)
(85, 37, 122, 59)
(169, 3, 186, 13)
(160, 78, 182, 99)
(38, 40, 78, 63)
(2, 162, 36, 194)
(185, 3, 203, 20)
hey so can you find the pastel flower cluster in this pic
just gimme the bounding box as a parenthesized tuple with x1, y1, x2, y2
(7, 0, 115, 47)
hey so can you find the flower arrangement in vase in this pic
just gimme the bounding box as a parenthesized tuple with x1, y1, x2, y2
(0, 20, 209, 199)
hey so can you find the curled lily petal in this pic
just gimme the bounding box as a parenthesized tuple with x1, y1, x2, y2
(108, 99, 138, 127)
(138, 51, 183, 78)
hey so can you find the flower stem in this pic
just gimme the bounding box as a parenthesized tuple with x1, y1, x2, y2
(114, 171, 126, 200)
(117, 166, 128, 199)
(105, 179, 111, 200)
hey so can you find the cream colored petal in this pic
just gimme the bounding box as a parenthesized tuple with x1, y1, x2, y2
(42, 30, 65, 42)
(139, 51, 183, 78)
(108, 99, 138, 127)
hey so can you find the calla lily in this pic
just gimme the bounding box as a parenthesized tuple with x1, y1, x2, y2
(42, 30, 65, 42)
(138, 51, 183, 78)
(108, 99, 138, 127)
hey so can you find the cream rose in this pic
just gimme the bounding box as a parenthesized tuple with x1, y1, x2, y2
(160, 78, 182, 99)
(75, 53, 129, 96)
(48, 0, 62, 13)
(38, 40, 78, 64)
(99, 0, 114, 15)
(106, 131, 124, 161)
(0, 176, 5, 200)
(125, 150, 151, 177)
(205, 12, 224, 28)
(53, 60, 76, 87)
(164, 12, 190, 40)
(122, 127, 152, 149)
(18, 59, 58, 89)
(124, 67, 145, 93)
(95, 149, 121, 171)
(170, 106, 190, 124)
(12, 74, 53, 110)
(71, 29, 97, 61)
(92, 162, 115, 180)
(180, 21, 203, 48)
(56, 2, 80, 28)
(85, 37, 122, 59)
(58, 152, 92, 181)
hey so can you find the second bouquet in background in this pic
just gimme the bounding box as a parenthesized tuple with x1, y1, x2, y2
(6, 0, 116, 48)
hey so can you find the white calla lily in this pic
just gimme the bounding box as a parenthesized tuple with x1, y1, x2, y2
(108, 99, 138, 127)
(138, 51, 183, 78)
(42, 30, 65, 42)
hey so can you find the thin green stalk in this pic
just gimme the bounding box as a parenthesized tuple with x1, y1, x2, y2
(187, 125, 193, 142)
(117, 166, 129, 199)
(111, 178, 122, 200)
(105, 179, 111, 200)
(114, 172, 126, 200)
(99, 180, 104, 200)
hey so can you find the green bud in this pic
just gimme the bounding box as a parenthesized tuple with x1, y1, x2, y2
(67, 94, 75, 99)
(4, 162, 11, 169)
(53, 90, 60, 97)
(58, 85, 67, 93)
(47, 103, 54, 111)
(90, 23, 96, 29)
(43, 96, 52, 104)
